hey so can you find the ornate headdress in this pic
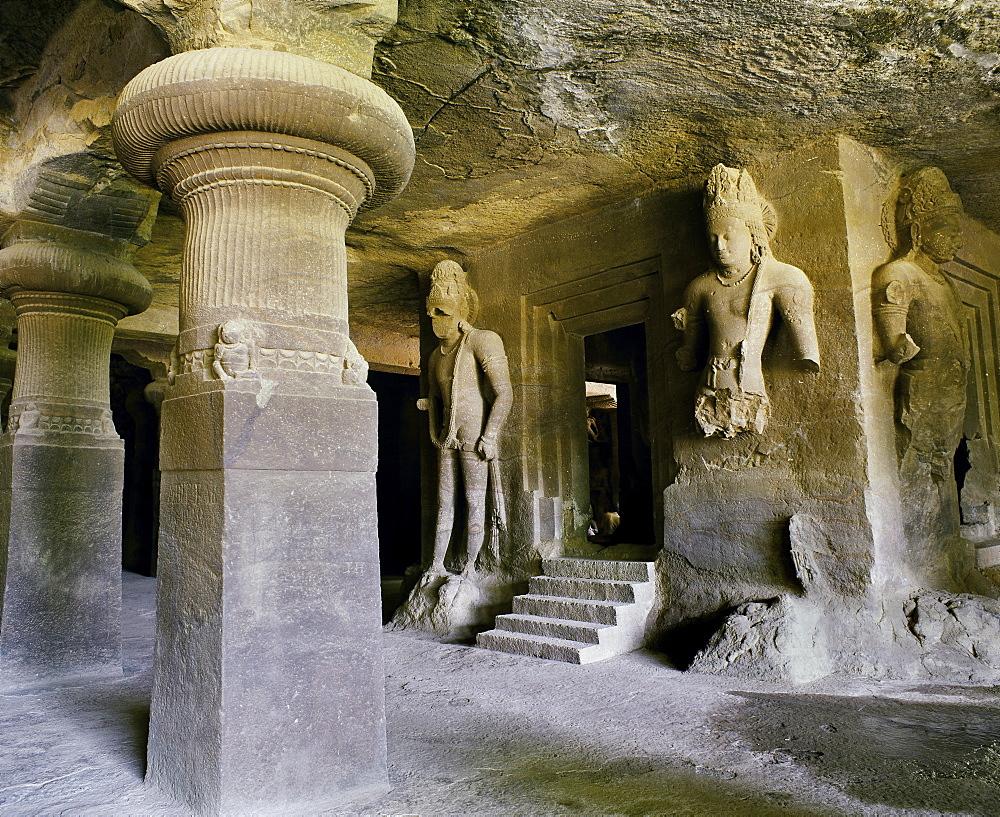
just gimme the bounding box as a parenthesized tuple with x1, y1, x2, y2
(704, 164, 777, 256)
(426, 260, 479, 323)
(883, 166, 963, 250)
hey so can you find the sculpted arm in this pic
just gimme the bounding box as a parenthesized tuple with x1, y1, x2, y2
(872, 263, 919, 364)
(476, 331, 512, 461)
(417, 353, 442, 445)
(673, 279, 706, 371)
(773, 267, 820, 370)
(212, 345, 232, 380)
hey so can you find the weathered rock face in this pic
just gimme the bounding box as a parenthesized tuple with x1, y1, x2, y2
(5, 0, 1000, 337)
(354, 0, 1000, 317)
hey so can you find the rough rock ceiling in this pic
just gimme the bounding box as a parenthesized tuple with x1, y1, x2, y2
(2, 0, 1000, 335)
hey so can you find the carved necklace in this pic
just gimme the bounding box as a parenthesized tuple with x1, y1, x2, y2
(716, 262, 757, 288)
(440, 331, 467, 356)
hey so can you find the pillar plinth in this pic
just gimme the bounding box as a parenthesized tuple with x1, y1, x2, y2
(0, 198, 154, 687)
(113, 43, 414, 814)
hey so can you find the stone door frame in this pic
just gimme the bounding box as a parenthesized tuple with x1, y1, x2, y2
(518, 255, 670, 553)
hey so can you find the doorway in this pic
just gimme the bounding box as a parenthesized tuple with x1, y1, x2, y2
(583, 324, 655, 548)
(368, 370, 422, 619)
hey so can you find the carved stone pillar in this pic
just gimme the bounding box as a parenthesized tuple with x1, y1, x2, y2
(0, 159, 156, 686)
(111, 3, 414, 811)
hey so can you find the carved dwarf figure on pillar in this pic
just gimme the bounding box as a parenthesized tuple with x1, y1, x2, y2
(674, 163, 820, 437)
(873, 167, 971, 589)
(418, 260, 512, 577)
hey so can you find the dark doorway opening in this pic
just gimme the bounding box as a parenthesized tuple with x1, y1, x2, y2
(369, 370, 422, 619)
(583, 324, 655, 547)
(110, 355, 159, 576)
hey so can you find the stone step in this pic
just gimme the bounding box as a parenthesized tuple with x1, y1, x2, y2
(512, 594, 628, 625)
(528, 575, 651, 603)
(493, 613, 607, 644)
(476, 629, 609, 664)
(542, 557, 655, 583)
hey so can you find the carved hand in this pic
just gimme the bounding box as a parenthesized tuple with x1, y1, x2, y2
(889, 333, 920, 365)
(477, 436, 498, 461)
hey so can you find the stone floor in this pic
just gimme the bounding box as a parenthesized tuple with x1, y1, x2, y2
(2, 572, 1000, 815)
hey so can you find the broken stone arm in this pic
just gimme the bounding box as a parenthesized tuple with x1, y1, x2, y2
(417, 359, 444, 446)
(872, 268, 919, 365)
(773, 279, 821, 371)
(671, 301, 704, 372)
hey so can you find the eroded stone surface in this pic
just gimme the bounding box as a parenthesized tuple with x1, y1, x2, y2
(674, 163, 820, 438)
(391, 260, 513, 637)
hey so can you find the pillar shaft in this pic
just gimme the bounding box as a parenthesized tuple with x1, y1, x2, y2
(113, 43, 414, 813)
(0, 293, 125, 684)
(0, 174, 155, 686)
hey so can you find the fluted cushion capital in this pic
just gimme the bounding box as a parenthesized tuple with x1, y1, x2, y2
(112, 47, 415, 209)
(0, 237, 153, 317)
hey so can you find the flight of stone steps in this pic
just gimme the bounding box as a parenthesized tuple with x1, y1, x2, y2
(476, 557, 656, 664)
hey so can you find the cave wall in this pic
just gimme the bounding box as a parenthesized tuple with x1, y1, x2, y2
(464, 183, 699, 579)
(465, 136, 1000, 677)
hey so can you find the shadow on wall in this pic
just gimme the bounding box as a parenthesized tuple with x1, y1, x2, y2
(718, 690, 1000, 814)
(657, 607, 736, 671)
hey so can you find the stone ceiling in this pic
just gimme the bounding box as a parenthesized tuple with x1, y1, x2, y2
(2, 0, 1000, 335)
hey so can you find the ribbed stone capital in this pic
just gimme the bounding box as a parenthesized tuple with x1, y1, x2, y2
(4, 291, 126, 439)
(0, 223, 153, 317)
(155, 131, 372, 341)
(112, 47, 414, 209)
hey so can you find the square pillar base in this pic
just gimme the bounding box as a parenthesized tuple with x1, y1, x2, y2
(0, 433, 124, 687)
(148, 381, 388, 813)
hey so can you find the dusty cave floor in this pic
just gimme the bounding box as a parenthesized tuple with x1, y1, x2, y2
(2, 575, 1000, 816)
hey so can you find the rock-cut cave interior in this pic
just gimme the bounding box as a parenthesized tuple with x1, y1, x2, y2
(3, 1, 1000, 815)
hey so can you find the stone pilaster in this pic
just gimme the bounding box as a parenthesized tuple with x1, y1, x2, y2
(0, 159, 156, 687)
(111, 11, 414, 813)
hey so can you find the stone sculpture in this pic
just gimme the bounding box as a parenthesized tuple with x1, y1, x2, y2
(873, 166, 967, 477)
(418, 260, 512, 577)
(212, 319, 254, 380)
(873, 166, 972, 589)
(673, 164, 820, 437)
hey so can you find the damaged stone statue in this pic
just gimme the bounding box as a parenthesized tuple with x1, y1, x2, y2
(390, 260, 513, 638)
(420, 259, 512, 575)
(874, 166, 967, 477)
(873, 166, 974, 590)
(673, 164, 820, 437)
